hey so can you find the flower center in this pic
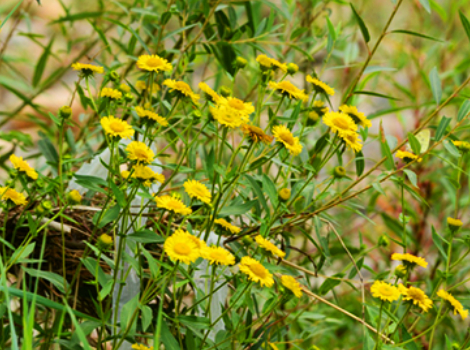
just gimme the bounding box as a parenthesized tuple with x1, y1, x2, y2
(134, 150, 149, 159)
(228, 99, 244, 110)
(110, 121, 126, 132)
(279, 132, 295, 146)
(211, 251, 225, 261)
(146, 57, 163, 68)
(174, 242, 191, 255)
(380, 286, 395, 296)
(333, 117, 351, 130)
(250, 263, 267, 278)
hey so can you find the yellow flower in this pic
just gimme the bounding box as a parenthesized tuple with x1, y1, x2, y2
(268, 81, 308, 102)
(173, 229, 207, 251)
(134, 106, 168, 126)
(210, 105, 248, 128)
(201, 246, 235, 265)
(256, 54, 287, 72)
(453, 140, 470, 152)
(184, 180, 211, 204)
(322, 112, 357, 137)
(437, 289, 469, 320)
(219, 97, 255, 118)
(281, 275, 303, 298)
(71, 62, 104, 75)
(238, 256, 274, 287)
(272, 125, 303, 156)
(341, 132, 363, 153)
(100, 87, 122, 100)
(391, 253, 428, 268)
(199, 82, 221, 103)
(98, 233, 113, 248)
(136, 54, 172, 73)
(306, 75, 335, 96)
(163, 79, 200, 104)
(119, 84, 131, 93)
(447, 217, 463, 232)
(0, 187, 27, 206)
(395, 150, 422, 163)
(214, 218, 241, 234)
(101, 116, 135, 139)
(255, 235, 286, 258)
(339, 105, 372, 128)
(154, 195, 192, 215)
(68, 189, 82, 204)
(126, 141, 155, 164)
(398, 284, 433, 312)
(278, 188, 291, 201)
(164, 231, 200, 264)
(242, 124, 273, 144)
(370, 280, 401, 302)
(131, 164, 165, 186)
(9, 154, 38, 180)
(308, 100, 329, 124)
(135, 81, 147, 90)
(132, 344, 153, 350)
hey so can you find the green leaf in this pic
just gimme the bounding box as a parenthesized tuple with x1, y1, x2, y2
(141, 305, 152, 332)
(110, 182, 127, 207)
(51, 12, 103, 24)
(432, 225, 447, 260)
(94, 204, 120, 228)
(245, 175, 269, 219)
(350, 4, 370, 43)
(444, 140, 460, 157)
(161, 321, 180, 350)
(127, 229, 164, 244)
(460, 11, 470, 43)
(435, 116, 451, 141)
(429, 66, 442, 105)
(390, 29, 442, 42)
(262, 174, 279, 208)
(218, 200, 257, 217)
(319, 274, 344, 295)
(355, 150, 365, 177)
(407, 132, 421, 154)
(22, 267, 69, 294)
(65, 304, 93, 350)
(403, 169, 418, 188)
(457, 100, 470, 122)
(33, 37, 54, 87)
(353, 90, 400, 100)
(418, 0, 431, 13)
(0, 0, 24, 29)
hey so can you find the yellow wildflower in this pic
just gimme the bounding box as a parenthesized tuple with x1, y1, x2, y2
(126, 141, 155, 164)
(154, 195, 192, 215)
(370, 280, 400, 302)
(201, 246, 235, 266)
(0, 187, 27, 206)
(136, 54, 172, 73)
(306, 75, 335, 96)
(268, 81, 308, 102)
(9, 154, 38, 180)
(100, 87, 122, 100)
(281, 275, 303, 298)
(255, 235, 286, 258)
(272, 125, 302, 156)
(239, 256, 274, 287)
(101, 116, 135, 139)
(163, 79, 200, 104)
(184, 180, 212, 204)
(214, 218, 241, 234)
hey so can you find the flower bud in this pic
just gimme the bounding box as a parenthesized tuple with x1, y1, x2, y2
(191, 110, 202, 123)
(42, 200, 53, 211)
(378, 235, 390, 248)
(170, 192, 182, 200)
(333, 166, 346, 178)
(59, 106, 72, 119)
(394, 265, 407, 279)
(124, 93, 134, 103)
(119, 84, 131, 93)
(447, 217, 463, 234)
(109, 70, 120, 82)
(287, 63, 299, 75)
(242, 235, 253, 246)
(98, 233, 113, 250)
(67, 190, 82, 204)
(452, 140, 470, 153)
(307, 111, 320, 126)
(451, 343, 460, 350)
(278, 188, 291, 202)
(235, 56, 247, 69)
(220, 86, 231, 97)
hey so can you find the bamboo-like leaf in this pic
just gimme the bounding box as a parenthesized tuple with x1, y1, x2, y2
(429, 66, 442, 105)
(350, 4, 370, 43)
(390, 29, 442, 42)
(459, 11, 470, 43)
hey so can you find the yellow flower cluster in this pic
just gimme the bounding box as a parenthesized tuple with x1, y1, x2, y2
(10, 154, 38, 180)
(135, 106, 168, 126)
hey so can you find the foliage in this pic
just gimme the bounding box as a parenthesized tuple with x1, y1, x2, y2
(0, 0, 470, 349)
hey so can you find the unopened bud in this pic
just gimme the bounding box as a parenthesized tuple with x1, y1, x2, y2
(278, 188, 291, 202)
(59, 106, 72, 119)
(287, 63, 299, 75)
(235, 56, 247, 69)
(109, 71, 120, 82)
(333, 166, 346, 178)
(220, 86, 231, 97)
